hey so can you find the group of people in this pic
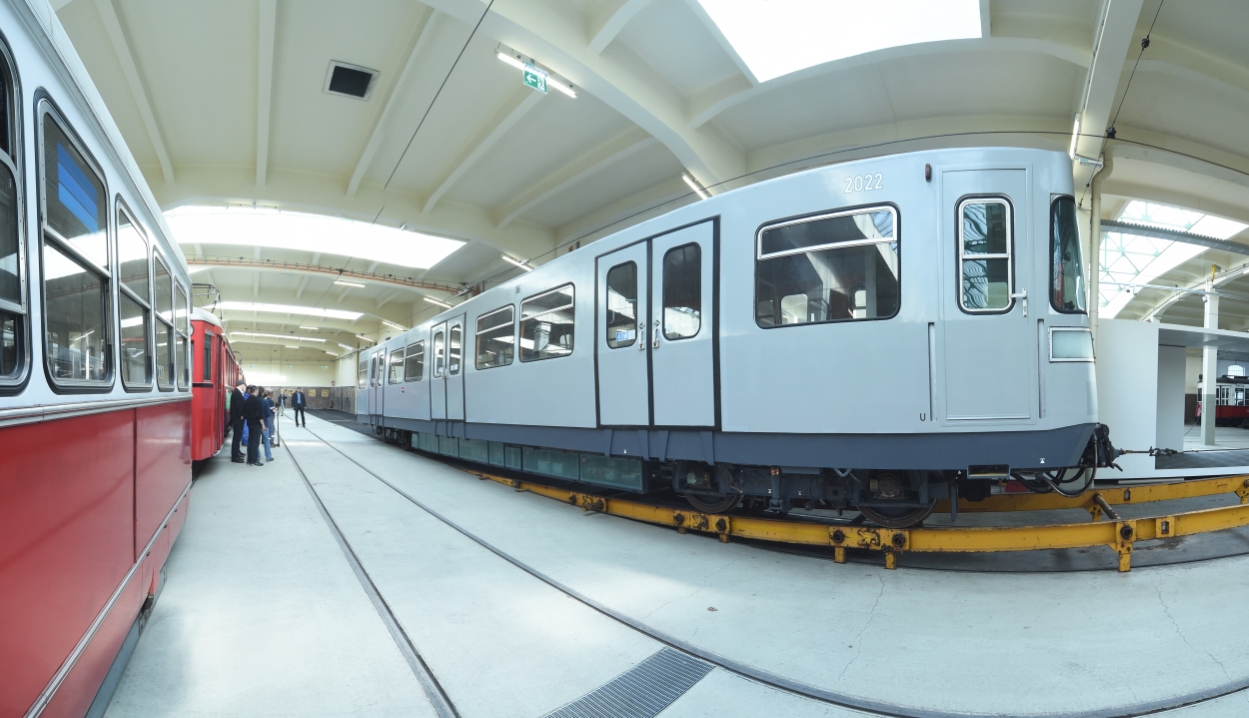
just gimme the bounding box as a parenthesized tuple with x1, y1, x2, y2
(229, 383, 308, 466)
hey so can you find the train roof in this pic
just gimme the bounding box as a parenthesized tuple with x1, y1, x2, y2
(191, 307, 223, 328)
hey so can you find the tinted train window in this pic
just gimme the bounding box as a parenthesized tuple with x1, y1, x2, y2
(520, 284, 574, 362)
(448, 325, 462, 375)
(476, 306, 514, 369)
(756, 206, 899, 327)
(1051, 196, 1086, 313)
(663, 244, 700, 340)
(605, 262, 637, 349)
(202, 332, 213, 382)
(958, 198, 1013, 312)
(404, 341, 424, 381)
(152, 255, 174, 389)
(41, 110, 112, 386)
(387, 348, 404, 384)
(116, 204, 150, 389)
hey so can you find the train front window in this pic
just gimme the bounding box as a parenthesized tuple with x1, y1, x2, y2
(1050, 196, 1087, 313)
(756, 206, 899, 327)
(388, 348, 404, 384)
(476, 306, 514, 369)
(357, 358, 367, 389)
(606, 262, 637, 348)
(520, 284, 574, 362)
(958, 198, 1013, 312)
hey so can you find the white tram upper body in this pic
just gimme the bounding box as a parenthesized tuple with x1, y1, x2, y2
(361, 147, 1110, 526)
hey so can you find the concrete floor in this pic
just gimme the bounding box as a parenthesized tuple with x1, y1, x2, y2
(106, 414, 1249, 717)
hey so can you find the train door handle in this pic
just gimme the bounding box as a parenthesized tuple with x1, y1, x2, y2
(1011, 289, 1028, 317)
(639, 323, 645, 350)
(652, 320, 660, 349)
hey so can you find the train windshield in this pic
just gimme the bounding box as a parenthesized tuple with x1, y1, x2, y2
(1050, 196, 1086, 313)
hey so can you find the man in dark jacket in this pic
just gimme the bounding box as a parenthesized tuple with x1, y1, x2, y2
(229, 380, 247, 463)
(291, 387, 307, 427)
(244, 385, 267, 467)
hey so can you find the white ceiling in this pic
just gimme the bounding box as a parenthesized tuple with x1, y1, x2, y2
(48, 0, 1249, 361)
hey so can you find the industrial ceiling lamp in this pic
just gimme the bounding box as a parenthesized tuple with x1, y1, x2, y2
(424, 296, 454, 309)
(501, 254, 534, 272)
(682, 173, 710, 200)
(381, 320, 405, 331)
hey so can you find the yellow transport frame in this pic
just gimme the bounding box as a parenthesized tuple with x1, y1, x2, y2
(467, 470, 1249, 572)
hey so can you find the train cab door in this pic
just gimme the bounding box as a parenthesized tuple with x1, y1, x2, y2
(939, 168, 1036, 423)
(595, 220, 717, 428)
(430, 322, 448, 420)
(445, 315, 466, 421)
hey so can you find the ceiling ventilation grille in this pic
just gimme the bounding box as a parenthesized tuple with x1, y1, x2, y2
(324, 61, 378, 100)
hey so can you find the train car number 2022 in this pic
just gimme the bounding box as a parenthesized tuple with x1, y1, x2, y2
(844, 173, 883, 193)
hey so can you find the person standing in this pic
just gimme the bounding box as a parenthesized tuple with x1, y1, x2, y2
(244, 385, 266, 467)
(292, 387, 307, 427)
(261, 390, 276, 462)
(277, 390, 286, 416)
(229, 380, 247, 463)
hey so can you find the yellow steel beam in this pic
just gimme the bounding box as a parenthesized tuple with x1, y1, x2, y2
(934, 475, 1249, 514)
(468, 471, 1249, 573)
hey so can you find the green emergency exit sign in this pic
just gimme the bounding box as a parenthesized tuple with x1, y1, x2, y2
(523, 63, 547, 94)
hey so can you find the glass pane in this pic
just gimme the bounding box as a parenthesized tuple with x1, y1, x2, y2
(663, 244, 700, 340)
(962, 202, 1009, 255)
(449, 326, 462, 375)
(1051, 196, 1087, 313)
(520, 284, 574, 362)
(176, 285, 190, 335)
(962, 258, 1011, 310)
(1051, 330, 1094, 360)
(404, 342, 424, 381)
(760, 208, 894, 256)
(357, 358, 367, 389)
(0, 162, 20, 306)
(433, 331, 445, 377)
(202, 333, 212, 381)
(1, 309, 18, 378)
(756, 241, 900, 326)
(153, 256, 172, 323)
(117, 210, 148, 303)
(476, 307, 514, 369)
(44, 242, 108, 382)
(43, 118, 107, 269)
(388, 349, 404, 383)
(119, 292, 149, 385)
(177, 335, 189, 388)
(606, 262, 637, 349)
(155, 320, 173, 388)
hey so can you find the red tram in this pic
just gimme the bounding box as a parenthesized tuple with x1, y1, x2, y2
(0, 3, 201, 716)
(191, 308, 241, 461)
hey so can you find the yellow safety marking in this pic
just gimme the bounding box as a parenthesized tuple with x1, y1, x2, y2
(465, 470, 1249, 573)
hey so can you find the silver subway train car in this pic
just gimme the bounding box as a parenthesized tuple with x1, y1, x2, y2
(359, 147, 1114, 527)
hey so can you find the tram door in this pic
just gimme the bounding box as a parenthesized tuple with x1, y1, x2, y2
(939, 169, 1035, 422)
(596, 220, 717, 427)
(430, 322, 447, 420)
(370, 350, 385, 418)
(445, 315, 465, 421)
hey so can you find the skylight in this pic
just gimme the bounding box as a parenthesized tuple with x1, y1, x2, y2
(165, 206, 465, 271)
(1099, 200, 1249, 318)
(217, 301, 362, 321)
(694, 0, 982, 83)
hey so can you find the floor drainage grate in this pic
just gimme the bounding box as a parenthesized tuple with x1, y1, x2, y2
(543, 648, 713, 718)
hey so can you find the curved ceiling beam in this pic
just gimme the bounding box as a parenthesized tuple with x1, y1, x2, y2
(186, 257, 462, 292)
(690, 37, 1090, 131)
(587, 0, 654, 55)
(420, 0, 745, 185)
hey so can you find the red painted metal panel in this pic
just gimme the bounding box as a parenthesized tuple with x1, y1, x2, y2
(0, 413, 135, 717)
(134, 401, 192, 559)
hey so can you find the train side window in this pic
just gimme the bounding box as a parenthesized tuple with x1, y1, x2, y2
(404, 340, 424, 381)
(756, 206, 899, 327)
(519, 284, 574, 362)
(433, 331, 445, 377)
(176, 284, 190, 389)
(0, 46, 24, 386)
(663, 244, 700, 340)
(448, 325, 462, 375)
(387, 348, 404, 384)
(116, 203, 150, 388)
(372, 352, 382, 387)
(605, 262, 637, 349)
(357, 356, 367, 389)
(201, 332, 213, 382)
(958, 197, 1013, 313)
(40, 108, 112, 387)
(1050, 196, 1086, 314)
(152, 254, 174, 389)
(476, 306, 514, 369)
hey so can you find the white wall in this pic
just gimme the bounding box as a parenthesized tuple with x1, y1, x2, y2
(240, 360, 335, 388)
(1095, 319, 1159, 477)
(1186, 351, 1202, 394)
(1156, 345, 1186, 451)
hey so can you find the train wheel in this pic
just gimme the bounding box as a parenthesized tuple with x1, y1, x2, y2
(683, 491, 743, 514)
(857, 502, 935, 529)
